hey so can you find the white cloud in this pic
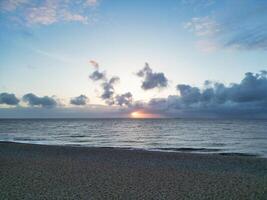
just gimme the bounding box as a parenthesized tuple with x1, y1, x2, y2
(184, 16, 220, 37)
(0, 0, 28, 11)
(26, 1, 57, 25)
(184, 1, 267, 51)
(184, 16, 221, 52)
(60, 11, 88, 24)
(1, 0, 98, 25)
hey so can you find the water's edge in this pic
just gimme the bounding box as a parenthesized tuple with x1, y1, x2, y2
(0, 140, 260, 158)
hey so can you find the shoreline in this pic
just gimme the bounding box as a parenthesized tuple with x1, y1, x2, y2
(1, 141, 267, 199)
(0, 140, 261, 158)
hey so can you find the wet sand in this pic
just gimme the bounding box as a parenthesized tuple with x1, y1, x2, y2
(0, 141, 267, 199)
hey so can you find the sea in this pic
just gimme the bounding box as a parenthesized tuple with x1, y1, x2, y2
(0, 118, 267, 157)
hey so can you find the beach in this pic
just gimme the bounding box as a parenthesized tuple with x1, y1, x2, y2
(0, 142, 266, 199)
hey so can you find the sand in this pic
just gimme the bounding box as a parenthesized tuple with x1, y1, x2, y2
(0, 142, 267, 199)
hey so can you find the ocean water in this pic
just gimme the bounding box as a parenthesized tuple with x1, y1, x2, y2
(0, 119, 267, 157)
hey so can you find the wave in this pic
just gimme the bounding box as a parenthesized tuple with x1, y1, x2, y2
(218, 152, 257, 157)
(154, 147, 221, 152)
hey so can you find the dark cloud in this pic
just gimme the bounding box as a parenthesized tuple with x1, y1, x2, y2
(100, 76, 120, 105)
(89, 62, 132, 106)
(177, 71, 267, 105)
(172, 71, 266, 106)
(135, 71, 267, 118)
(0, 93, 20, 105)
(137, 63, 168, 90)
(70, 95, 89, 106)
(115, 92, 133, 106)
(177, 84, 201, 105)
(89, 65, 106, 81)
(89, 61, 118, 104)
(23, 93, 57, 108)
(89, 70, 106, 81)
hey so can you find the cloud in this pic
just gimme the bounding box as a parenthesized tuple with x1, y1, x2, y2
(137, 63, 168, 90)
(2, 70, 267, 118)
(23, 93, 57, 108)
(89, 60, 99, 68)
(0, 93, 20, 105)
(176, 71, 267, 105)
(25, 0, 88, 25)
(89, 70, 106, 81)
(89, 61, 106, 81)
(25, 1, 57, 25)
(221, 1, 267, 51)
(139, 71, 267, 118)
(225, 27, 267, 51)
(61, 10, 88, 24)
(70, 95, 89, 106)
(184, 16, 220, 37)
(89, 61, 119, 104)
(177, 84, 201, 105)
(184, 16, 221, 51)
(1, 0, 98, 25)
(184, 1, 267, 51)
(89, 61, 133, 106)
(115, 92, 133, 106)
(0, 0, 28, 11)
(100, 76, 120, 105)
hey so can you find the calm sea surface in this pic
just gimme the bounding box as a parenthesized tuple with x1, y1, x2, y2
(0, 119, 267, 157)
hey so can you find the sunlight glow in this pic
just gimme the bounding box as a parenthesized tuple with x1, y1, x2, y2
(130, 111, 161, 118)
(131, 111, 142, 118)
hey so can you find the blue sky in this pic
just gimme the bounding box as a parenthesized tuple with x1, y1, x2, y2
(1, 0, 267, 118)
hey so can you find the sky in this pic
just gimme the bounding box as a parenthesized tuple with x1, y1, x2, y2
(1, 0, 267, 118)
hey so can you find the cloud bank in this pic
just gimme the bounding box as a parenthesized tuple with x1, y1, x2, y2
(177, 71, 267, 105)
(2, 69, 267, 118)
(138, 71, 267, 118)
(137, 63, 168, 90)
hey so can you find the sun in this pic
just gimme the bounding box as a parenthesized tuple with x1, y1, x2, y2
(130, 111, 161, 118)
(131, 111, 142, 118)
